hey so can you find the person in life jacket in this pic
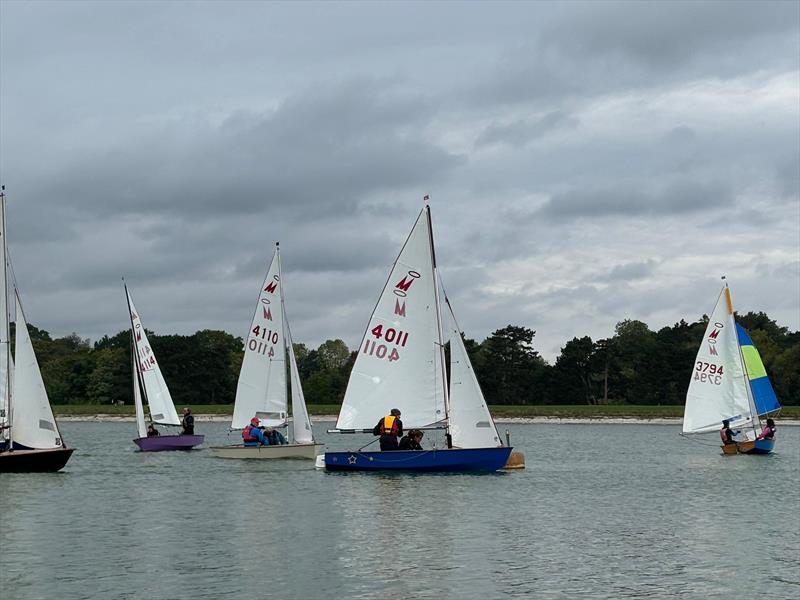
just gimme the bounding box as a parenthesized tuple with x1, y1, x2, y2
(372, 408, 403, 451)
(757, 418, 777, 440)
(242, 417, 271, 447)
(720, 420, 739, 445)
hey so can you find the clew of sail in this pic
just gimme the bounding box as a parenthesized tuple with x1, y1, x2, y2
(445, 297, 502, 448)
(11, 291, 62, 449)
(126, 289, 181, 426)
(337, 208, 445, 430)
(735, 323, 780, 417)
(683, 286, 752, 434)
(232, 249, 287, 429)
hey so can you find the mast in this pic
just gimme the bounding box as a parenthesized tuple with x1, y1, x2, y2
(726, 281, 761, 437)
(275, 241, 290, 440)
(425, 197, 451, 439)
(1, 187, 12, 447)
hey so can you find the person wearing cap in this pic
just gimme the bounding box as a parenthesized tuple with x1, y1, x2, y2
(180, 408, 195, 435)
(372, 408, 403, 451)
(242, 416, 271, 447)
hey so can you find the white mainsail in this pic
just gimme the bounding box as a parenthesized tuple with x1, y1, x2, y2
(683, 286, 752, 434)
(445, 298, 502, 448)
(125, 288, 181, 426)
(232, 248, 287, 429)
(337, 207, 445, 430)
(10, 291, 61, 449)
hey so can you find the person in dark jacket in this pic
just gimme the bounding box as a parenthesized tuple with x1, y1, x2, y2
(146, 424, 160, 437)
(373, 408, 403, 450)
(720, 420, 739, 445)
(181, 408, 195, 435)
(264, 427, 288, 445)
(399, 429, 424, 450)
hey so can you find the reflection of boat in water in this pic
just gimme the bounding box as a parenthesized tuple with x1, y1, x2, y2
(682, 281, 780, 455)
(0, 190, 74, 472)
(125, 284, 204, 451)
(210, 244, 321, 460)
(324, 200, 511, 472)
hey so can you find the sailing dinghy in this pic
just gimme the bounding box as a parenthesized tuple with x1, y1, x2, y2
(209, 244, 322, 459)
(0, 190, 74, 472)
(682, 281, 781, 454)
(324, 201, 512, 472)
(125, 284, 204, 451)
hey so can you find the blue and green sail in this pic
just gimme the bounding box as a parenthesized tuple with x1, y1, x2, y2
(735, 323, 780, 416)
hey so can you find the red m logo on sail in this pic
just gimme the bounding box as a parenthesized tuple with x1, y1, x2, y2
(264, 281, 278, 294)
(708, 329, 721, 340)
(709, 345, 718, 356)
(395, 277, 414, 293)
(263, 307, 272, 321)
(394, 299, 406, 317)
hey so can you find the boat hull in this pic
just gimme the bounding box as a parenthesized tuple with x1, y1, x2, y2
(0, 447, 75, 472)
(721, 439, 775, 455)
(324, 447, 513, 472)
(209, 443, 323, 459)
(134, 434, 204, 452)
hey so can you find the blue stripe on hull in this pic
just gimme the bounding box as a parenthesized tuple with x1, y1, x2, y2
(324, 447, 512, 472)
(741, 438, 775, 455)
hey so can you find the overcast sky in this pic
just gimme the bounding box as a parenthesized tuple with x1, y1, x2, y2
(0, 0, 798, 360)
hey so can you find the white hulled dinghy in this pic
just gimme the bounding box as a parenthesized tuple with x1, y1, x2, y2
(0, 190, 74, 472)
(209, 244, 322, 459)
(682, 280, 781, 455)
(125, 284, 204, 451)
(323, 200, 512, 472)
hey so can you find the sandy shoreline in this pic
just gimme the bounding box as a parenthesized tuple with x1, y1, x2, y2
(57, 415, 800, 426)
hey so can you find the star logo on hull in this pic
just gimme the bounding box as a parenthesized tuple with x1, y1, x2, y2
(348, 454, 358, 465)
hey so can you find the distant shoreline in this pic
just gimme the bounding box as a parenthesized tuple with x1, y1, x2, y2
(56, 414, 800, 426)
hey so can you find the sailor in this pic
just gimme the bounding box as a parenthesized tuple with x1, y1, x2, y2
(720, 420, 738, 445)
(757, 418, 777, 440)
(373, 408, 403, 451)
(146, 424, 160, 437)
(264, 427, 288, 445)
(181, 408, 195, 435)
(399, 429, 424, 450)
(242, 417, 270, 446)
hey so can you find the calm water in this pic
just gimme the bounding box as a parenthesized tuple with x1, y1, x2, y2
(1, 421, 798, 599)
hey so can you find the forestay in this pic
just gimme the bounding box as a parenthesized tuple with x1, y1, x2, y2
(683, 286, 751, 434)
(11, 292, 62, 449)
(337, 208, 445, 430)
(232, 249, 287, 429)
(445, 298, 502, 448)
(126, 289, 181, 426)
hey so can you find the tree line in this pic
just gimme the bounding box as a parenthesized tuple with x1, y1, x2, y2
(20, 310, 799, 406)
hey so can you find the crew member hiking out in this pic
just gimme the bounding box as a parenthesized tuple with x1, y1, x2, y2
(373, 408, 403, 451)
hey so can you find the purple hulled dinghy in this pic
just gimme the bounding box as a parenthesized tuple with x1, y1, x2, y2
(134, 434, 204, 452)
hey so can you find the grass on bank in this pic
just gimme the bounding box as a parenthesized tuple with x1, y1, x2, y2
(52, 404, 800, 419)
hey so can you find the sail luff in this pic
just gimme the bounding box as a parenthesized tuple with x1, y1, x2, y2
(0, 192, 9, 441)
(124, 284, 148, 438)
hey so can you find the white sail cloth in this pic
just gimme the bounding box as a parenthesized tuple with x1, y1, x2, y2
(337, 208, 445, 430)
(11, 292, 61, 449)
(446, 299, 502, 448)
(232, 249, 287, 429)
(126, 288, 181, 426)
(683, 287, 752, 434)
(287, 326, 313, 444)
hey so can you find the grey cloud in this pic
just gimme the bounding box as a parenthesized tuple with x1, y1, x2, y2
(538, 180, 733, 220)
(606, 260, 658, 282)
(476, 111, 579, 147)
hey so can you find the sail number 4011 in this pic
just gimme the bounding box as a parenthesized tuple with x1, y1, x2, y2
(694, 361, 724, 385)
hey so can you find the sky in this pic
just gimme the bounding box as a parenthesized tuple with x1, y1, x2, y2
(0, 0, 798, 361)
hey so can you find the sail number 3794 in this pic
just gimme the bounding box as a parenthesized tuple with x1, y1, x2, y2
(694, 361, 724, 385)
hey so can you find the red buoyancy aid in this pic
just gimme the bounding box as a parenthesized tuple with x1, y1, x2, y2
(242, 425, 257, 442)
(380, 415, 400, 436)
(720, 427, 731, 444)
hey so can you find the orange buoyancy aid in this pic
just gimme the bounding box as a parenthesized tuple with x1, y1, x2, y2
(380, 415, 399, 436)
(242, 425, 257, 442)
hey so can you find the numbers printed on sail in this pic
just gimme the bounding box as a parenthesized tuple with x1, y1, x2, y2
(694, 361, 723, 385)
(362, 339, 401, 363)
(251, 325, 279, 344)
(370, 324, 409, 346)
